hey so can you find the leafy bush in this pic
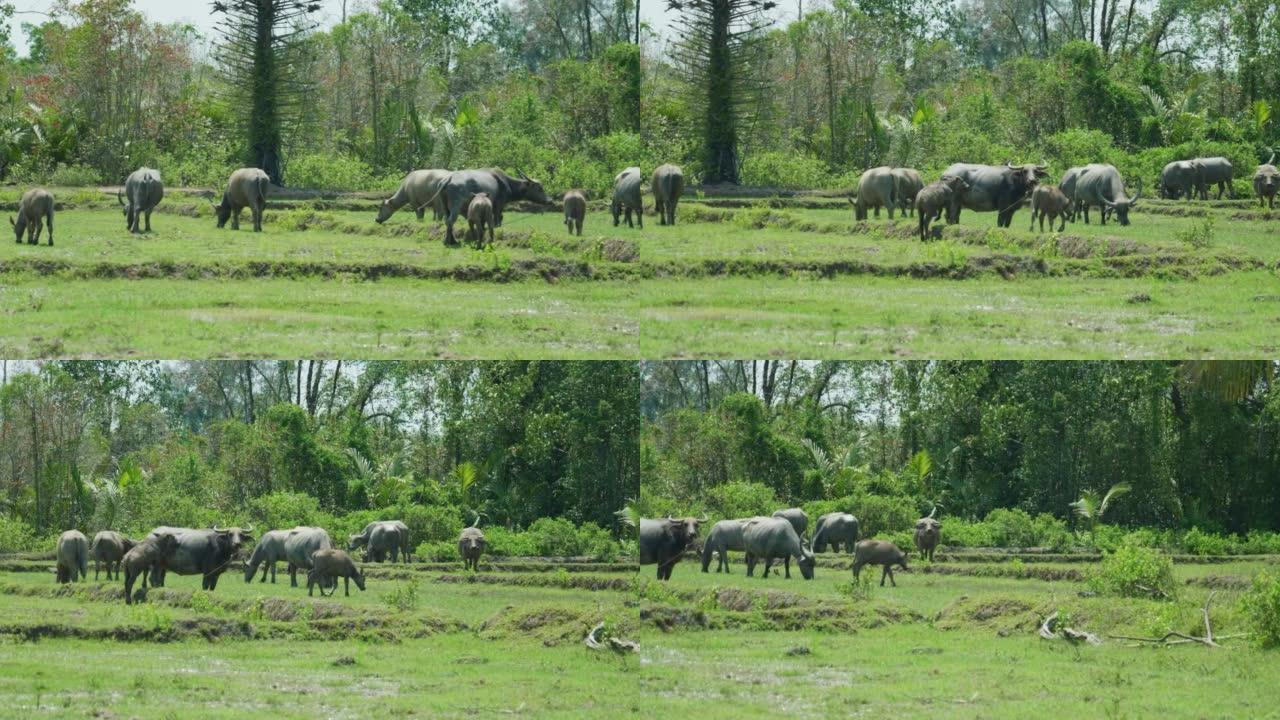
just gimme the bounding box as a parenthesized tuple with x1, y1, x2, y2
(1240, 531, 1280, 555)
(1240, 571, 1280, 648)
(287, 153, 394, 192)
(1176, 217, 1214, 249)
(0, 516, 38, 553)
(705, 481, 777, 521)
(740, 151, 833, 189)
(47, 163, 102, 186)
(383, 581, 420, 612)
(484, 526, 538, 557)
(415, 540, 459, 562)
(984, 508, 1037, 547)
(1088, 544, 1176, 599)
(939, 518, 996, 548)
(1182, 526, 1231, 555)
(845, 494, 916, 538)
(251, 491, 325, 531)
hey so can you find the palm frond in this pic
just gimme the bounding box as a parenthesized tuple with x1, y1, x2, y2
(1097, 482, 1131, 517)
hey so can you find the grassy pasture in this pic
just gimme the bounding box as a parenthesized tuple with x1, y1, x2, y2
(1, 188, 1278, 357)
(637, 550, 1279, 718)
(0, 554, 639, 718)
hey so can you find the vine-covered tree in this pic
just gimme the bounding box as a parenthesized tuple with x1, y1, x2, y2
(666, 0, 776, 183)
(211, 0, 321, 185)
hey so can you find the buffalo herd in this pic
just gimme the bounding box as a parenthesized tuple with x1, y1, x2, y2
(50, 517, 490, 604)
(640, 507, 945, 586)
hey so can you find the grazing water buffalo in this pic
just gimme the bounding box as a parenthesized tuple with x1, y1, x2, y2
(639, 516, 703, 580)
(458, 515, 486, 571)
(1159, 160, 1202, 200)
(771, 508, 808, 539)
(852, 539, 909, 586)
(284, 526, 333, 587)
(915, 175, 969, 241)
(120, 167, 164, 233)
(700, 517, 767, 573)
(1195, 156, 1234, 199)
(428, 169, 551, 246)
(851, 166, 898, 220)
(244, 529, 291, 584)
(812, 512, 859, 553)
(376, 169, 451, 224)
(1254, 155, 1277, 210)
(307, 549, 366, 597)
(122, 532, 178, 604)
(893, 168, 925, 216)
(563, 189, 586, 235)
(466, 192, 495, 248)
(612, 167, 644, 228)
(743, 517, 815, 580)
(914, 507, 942, 561)
(215, 168, 270, 231)
(942, 162, 1047, 227)
(1029, 184, 1073, 232)
(56, 530, 89, 583)
(1073, 164, 1141, 225)
(350, 520, 412, 563)
(147, 525, 253, 590)
(11, 188, 54, 245)
(90, 531, 137, 581)
(652, 164, 684, 225)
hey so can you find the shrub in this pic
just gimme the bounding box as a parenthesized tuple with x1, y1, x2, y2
(1240, 531, 1280, 555)
(739, 151, 832, 189)
(846, 494, 916, 538)
(1182, 526, 1231, 555)
(985, 508, 1037, 547)
(1175, 217, 1214, 249)
(484, 526, 539, 557)
(704, 481, 777, 520)
(397, 504, 462, 544)
(383, 581, 420, 612)
(1240, 570, 1280, 648)
(575, 522, 621, 561)
(0, 516, 38, 553)
(251, 491, 324, 531)
(1087, 544, 1176, 599)
(526, 517, 582, 556)
(47, 163, 102, 186)
(286, 153, 393, 192)
(939, 518, 995, 548)
(415, 540, 458, 562)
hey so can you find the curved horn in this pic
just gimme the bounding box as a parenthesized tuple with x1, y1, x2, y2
(666, 515, 675, 521)
(471, 511, 481, 529)
(1268, 151, 1275, 166)
(212, 524, 222, 532)
(927, 505, 937, 519)
(241, 525, 254, 534)
(697, 514, 709, 523)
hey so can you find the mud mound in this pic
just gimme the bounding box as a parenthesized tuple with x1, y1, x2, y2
(0, 617, 257, 643)
(712, 587, 811, 612)
(935, 595, 1042, 635)
(640, 606, 711, 632)
(429, 572, 632, 592)
(1185, 574, 1251, 590)
(477, 605, 601, 645)
(921, 564, 1085, 582)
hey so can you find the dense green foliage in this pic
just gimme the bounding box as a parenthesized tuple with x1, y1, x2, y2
(1, 0, 641, 196)
(1241, 570, 1280, 648)
(1087, 543, 1177, 598)
(0, 361, 638, 556)
(652, 0, 1280, 188)
(642, 361, 1280, 537)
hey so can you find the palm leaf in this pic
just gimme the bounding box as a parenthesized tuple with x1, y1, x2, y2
(802, 438, 832, 473)
(1097, 482, 1131, 518)
(1179, 361, 1274, 402)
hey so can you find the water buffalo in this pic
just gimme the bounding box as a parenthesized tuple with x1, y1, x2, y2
(743, 517, 815, 580)
(1254, 155, 1277, 210)
(563, 189, 587, 236)
(56, 530, 89, 583)
(307, 549, 366, 597)
(852, 539, 909, 586)
(639, 516, 704, 580)
(914, 507, 942, 561)
(244, 529, 291, 584)
(1195, 156, 1234, 199)
(119, 167, 164, 233)
(122, 532, 178, 604)
(284, 526, 333, 587)
(1029, 184, 1073, 232)
(915, 175, 969, 241)
(350, 520, 412, 563)
(147, 525, 253, 590)
(942, 162, 1047, 227)
(1073, 164, 1141, 225)
(376, 169, 451, 224)
(90, 531, 137, 581)
(427, 168, 551, 246)
(893, 168, 925, 216)
(1159, 160, 1203, 200)
(771, 508, 808, 539)
(466, 192, 495, 248)
(652, 164, 684, 225)
(11, 188, 54, 245)
(612, 167, 644, 228)
(458, 515, 486, 571)
(214, 168, 270, 231)
(812, 512, 859, 553)
(850, 166, 898, 220)
(700, 517, 767, 573)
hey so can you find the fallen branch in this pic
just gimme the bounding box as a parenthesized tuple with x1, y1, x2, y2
(585, 622, 639, 654)
(1107, 592, 1247, 647)
(1039, 611, 1102, 645)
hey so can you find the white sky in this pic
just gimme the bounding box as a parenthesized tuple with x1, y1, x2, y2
(8, 0, 686, 55)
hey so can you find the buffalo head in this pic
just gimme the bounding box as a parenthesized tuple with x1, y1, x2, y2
(664, 515, 706, 548)
(213, 200, 232, 229)
(212, 524, 254, 552)
(375, 199, 396, 224)
(516, 169, 552, 205)
(1104, 177, 1142, 226)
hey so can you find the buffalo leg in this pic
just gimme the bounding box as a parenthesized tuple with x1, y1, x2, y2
(253, 205, 263, 232)
(784, 556, 791, 579)
(144, 209, 153, 232)
(880, 565, 889, 587)
(95, 561, 100, 581)
(344, 577, 350, 597)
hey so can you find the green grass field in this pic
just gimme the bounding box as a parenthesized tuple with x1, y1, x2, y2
(0, 555, 639, 718)
(1, 188, 1278, 357)
(637, 550, 1279, 718)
